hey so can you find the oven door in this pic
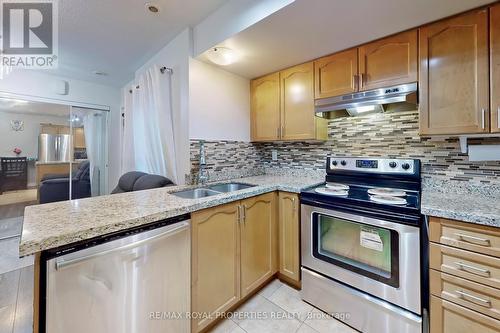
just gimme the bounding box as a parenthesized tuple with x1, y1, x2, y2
(302, 204, 421, 314)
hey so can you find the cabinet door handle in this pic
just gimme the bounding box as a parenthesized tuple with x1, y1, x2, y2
(281, 125, 285, 138)
(455, 233, 491, 247)
(292, 197, 296, 217)
(481, 108, 486, 129)
(359, 73, 364, 90)
(455, 290, 491, 308)
(497, 106, 500, 129)
(237, 205, 242, 223)
(242, 205, 246, 223)
(277, 127, 280, 139)
(353, 75, 359, 91)
(455, 261, 491, 277)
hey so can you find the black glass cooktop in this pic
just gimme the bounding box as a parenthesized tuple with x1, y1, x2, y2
(301, 183, 421, 217)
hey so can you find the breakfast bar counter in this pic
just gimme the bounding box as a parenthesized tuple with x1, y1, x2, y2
(20, 173, 324, 256)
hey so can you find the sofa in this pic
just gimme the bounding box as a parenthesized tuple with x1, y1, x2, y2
(39, 161, 91, 204)
(111, 171, 174, 194)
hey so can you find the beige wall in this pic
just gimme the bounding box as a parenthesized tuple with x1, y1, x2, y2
(189, 58, 250, 141)
(0, 110, 69, 186)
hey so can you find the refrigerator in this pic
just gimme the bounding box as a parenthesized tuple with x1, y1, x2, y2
(38, 134, 72, 162)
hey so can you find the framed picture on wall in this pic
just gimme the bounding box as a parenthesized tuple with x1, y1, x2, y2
(10, 120, 24, 131)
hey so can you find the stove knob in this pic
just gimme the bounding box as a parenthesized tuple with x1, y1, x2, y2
(341, 160, 347, 166)
(332, 160, 338, 166)
(389, 161, 397, 168)
(402, 163, 411, 170)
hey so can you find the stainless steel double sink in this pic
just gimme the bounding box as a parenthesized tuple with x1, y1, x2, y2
(172, 183, 256, 199)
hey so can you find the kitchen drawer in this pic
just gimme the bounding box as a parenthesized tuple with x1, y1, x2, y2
(430, 269, 500, 320)
(430, 217, 500, 258)
(430, 296, 500, 333)
(430, 243, 500, 289)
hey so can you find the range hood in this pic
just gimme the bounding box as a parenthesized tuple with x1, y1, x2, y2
(315, 82, 418, 116)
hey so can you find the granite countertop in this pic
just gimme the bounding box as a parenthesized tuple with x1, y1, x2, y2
(35, 159, 87, 166)
(20, 174, 324, 256)
(422, 179, 500, 228)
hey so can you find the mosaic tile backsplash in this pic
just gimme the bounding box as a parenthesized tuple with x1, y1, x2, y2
(188, 140, 263, 184)
(190, 110, 500, 185)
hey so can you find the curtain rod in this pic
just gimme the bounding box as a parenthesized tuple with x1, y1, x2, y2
(160, 66, 173, 74)
(129, 66, 173, 93)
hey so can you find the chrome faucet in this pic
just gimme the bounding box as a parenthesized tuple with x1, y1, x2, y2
(197, 140, 209, 185)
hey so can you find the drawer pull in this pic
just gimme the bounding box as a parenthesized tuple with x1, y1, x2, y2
(455, 233, 491, 246)
(455, 261, 491, 277)
(455, 290, 491, 308)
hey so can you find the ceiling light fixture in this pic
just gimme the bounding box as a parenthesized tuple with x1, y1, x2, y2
(92, 70, 108, 76)
(205, 47, 238, 66)
(145, 2, 160, 13)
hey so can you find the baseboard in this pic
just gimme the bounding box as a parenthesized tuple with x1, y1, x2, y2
(277, 272, 302, 290)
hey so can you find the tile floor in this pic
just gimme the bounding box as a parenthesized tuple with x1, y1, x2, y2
(0, 266, 34, 333)
(0, 216, 33, 276)
(0, 206, 35, 333)
(208, 279, 357, 333)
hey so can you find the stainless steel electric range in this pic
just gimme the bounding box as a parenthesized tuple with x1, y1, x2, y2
(300, 157, 428, 333)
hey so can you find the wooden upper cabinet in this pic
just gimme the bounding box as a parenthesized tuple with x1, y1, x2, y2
(491, 4, 500, 133)
(250, 72, 281, 142)
(419, 9, 490, 135)
(359, 30, 418, 91)
(280, 62, 317, 140)
(314, 48, 358, 99)
(240, 192, 278, 297)
(278, 192, 300, 283)
(191, 202, 241, 332)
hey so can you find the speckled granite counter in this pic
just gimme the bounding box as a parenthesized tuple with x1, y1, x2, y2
(20, 174, 324, 256)
(422, 179, 500, 228)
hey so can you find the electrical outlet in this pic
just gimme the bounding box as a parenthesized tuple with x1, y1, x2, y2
(271, 150, 278, 161)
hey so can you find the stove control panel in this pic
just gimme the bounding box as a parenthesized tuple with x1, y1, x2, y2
(328, 158, 417, 174)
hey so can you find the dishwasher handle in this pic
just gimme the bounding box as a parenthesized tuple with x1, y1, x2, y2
(55, 221, 190, 270)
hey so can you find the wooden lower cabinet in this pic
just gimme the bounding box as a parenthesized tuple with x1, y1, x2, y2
(191, 202, 241, 333)
(429, 217, 500, 258)
(430, 296, 500, 333)
(429, 216, 500, 333)
(191, 193, 278, 332)
(278, 192, 300, 283)
(240, 192, 278, 297)
(429, 243, 500, 290)
(430, 269, 500, 321)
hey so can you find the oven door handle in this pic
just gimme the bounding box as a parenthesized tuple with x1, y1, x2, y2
(302, 204, 420, 233)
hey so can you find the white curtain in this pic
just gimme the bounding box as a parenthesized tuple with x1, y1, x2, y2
(83, 112, 103, 196)
(122, 65, 180, 184)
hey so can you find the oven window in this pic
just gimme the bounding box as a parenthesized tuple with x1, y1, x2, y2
(312, 213, 399, 287)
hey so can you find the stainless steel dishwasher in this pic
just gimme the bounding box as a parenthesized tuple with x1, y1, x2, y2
(42, 215, 190, 333)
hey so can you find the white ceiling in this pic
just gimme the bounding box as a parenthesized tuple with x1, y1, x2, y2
(200, 0, 497, 79)
(41, 0, 229, 86)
